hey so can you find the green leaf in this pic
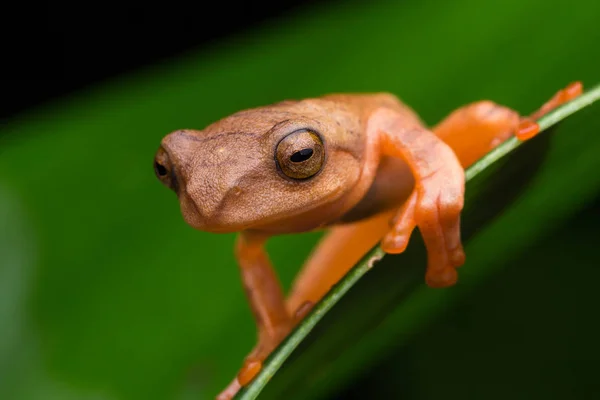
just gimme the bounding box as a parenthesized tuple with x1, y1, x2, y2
(236, 85, 600, 400)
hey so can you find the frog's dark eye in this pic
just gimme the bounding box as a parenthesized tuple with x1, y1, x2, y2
(275, 129, 325, 180)
(154, 161, 168, 177)
(154, 146, 178, 192)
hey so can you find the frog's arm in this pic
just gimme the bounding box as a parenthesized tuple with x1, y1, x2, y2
(286, 81, 582, 312)
(218, 232, 316, 400)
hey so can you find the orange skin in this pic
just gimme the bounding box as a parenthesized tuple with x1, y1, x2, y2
(153, 82, 582, 400)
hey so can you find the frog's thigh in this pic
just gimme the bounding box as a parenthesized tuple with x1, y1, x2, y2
(286, 210, 395, 314)
(434, 81, 583, 169)
(433, 101, 520, 169)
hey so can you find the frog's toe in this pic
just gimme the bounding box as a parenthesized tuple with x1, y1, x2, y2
(530, 81, 583, 121)
(216, 377, 241, 400)
(381, 191, 417, 254)
(425, 267, 458, 288)
(237, 358, 263, 386)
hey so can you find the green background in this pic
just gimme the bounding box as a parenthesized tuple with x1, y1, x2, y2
(1, 0, 599, 399)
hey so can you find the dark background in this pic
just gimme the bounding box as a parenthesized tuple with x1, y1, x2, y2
(2, 1, 325, 121)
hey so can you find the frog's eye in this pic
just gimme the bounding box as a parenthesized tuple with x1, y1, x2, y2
(275, 129, 325, 180)
(154, 146, 178, 192)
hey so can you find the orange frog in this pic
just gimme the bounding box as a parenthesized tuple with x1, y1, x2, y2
(153, 82, 582, 399)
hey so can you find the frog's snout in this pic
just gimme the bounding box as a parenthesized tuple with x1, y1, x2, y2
(154, 146, 179, 193)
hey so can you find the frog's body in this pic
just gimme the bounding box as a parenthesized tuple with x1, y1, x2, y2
(154, 82, 582, 400)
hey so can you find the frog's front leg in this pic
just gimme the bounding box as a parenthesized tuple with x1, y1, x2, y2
(369, 110, 467, 287)
(374, 81, 583, 288)
(217, 232, 294, 400)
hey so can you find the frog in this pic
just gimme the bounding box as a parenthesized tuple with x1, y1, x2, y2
(153, 81, 582, 399)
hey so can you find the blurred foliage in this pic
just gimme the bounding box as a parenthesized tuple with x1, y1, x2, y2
(0, 0, 599, 399)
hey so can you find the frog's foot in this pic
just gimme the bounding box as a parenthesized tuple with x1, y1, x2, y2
(216, 300, 315, 399)
(216, 378, 241, 400)
(215, 343, 280, 400)
(216, 324, 294, 400)
(381, 160, 465, 288)
(518, 81, 584, 141)
(529, 81, 583, 122)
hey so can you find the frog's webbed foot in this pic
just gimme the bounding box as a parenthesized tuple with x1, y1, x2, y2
(369, 107, 466, 288)
(380, 151, 465, 287)
(216, 324, 293, 400)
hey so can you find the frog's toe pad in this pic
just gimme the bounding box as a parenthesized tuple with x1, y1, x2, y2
(426, 267, 458, 288)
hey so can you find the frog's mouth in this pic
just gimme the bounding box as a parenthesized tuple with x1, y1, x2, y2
(178, 180, 351, 235)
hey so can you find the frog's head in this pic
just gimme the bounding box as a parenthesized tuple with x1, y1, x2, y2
(153, 99, 365, 234)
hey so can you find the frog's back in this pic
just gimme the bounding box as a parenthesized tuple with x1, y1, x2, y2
(318, 92, 426, 127)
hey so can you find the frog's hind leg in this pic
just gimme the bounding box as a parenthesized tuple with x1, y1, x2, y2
(286, 210, 396, 315)
(433, 81, 583, 169)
